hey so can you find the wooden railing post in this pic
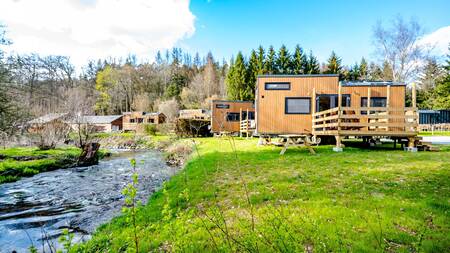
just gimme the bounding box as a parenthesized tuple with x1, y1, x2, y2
(412, 82, 417, 132)
(367, 87, 371, 131)
(312, 87, 316, 134)
(337, 83, 342, 132)
(386, 84, 390, 131)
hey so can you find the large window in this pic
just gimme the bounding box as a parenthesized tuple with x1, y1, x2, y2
(242, 111, 255, 120)
(361, 97, 387, 107)
(285, 97, 311, 114)
(215, 104, 230, 109)
(316, 94, 351, 112)
(265, 82, 290, 90)
(226, 112, 240, 121)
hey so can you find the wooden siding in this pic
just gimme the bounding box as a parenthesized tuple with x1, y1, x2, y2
(122, 112, 165, 132)
(256, 76, 406, 135)
(211, 100, 255, 133)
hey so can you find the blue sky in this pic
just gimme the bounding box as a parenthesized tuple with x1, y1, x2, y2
(183, 0, 450, 65)
(1, 0, 449, 68)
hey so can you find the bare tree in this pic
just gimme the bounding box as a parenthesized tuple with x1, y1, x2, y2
(157, 98, 179, 122)
(373, 16, 430, 82)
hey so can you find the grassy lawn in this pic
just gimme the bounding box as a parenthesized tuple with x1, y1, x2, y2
(0, 146, 107, 184)
(419, 131, 450, 136)
(75, 138, 450, 252)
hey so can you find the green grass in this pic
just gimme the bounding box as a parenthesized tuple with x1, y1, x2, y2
(419, 131, 450, 136)
(74, 138, 450, 252)
(0, 146, 108, 184)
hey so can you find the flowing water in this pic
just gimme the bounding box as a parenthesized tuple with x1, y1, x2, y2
(0, 150, 177, 252)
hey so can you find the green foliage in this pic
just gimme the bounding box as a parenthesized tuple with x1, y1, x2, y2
(264, 46, 277, 74)
(226, 52, 250, 100)
(121, 158, 141, 253)
(74, 138, 450, 252)
(144, 124, 158, 136)
(95, 65, 115, 114)
(0, 147, 81, 184)
(164, 73, 188, 100)
(57, 229, 74, 253)
(305, 51, 320, 74)
(360, 57, 368, 80)
(292, 44, 307, 74)
(324, 51, 342, 74)
(275, 45, 292, 74)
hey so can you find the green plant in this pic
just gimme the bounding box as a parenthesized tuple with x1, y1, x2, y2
(122, 158, 141, 253)
(144, 124, 157, 136)
(57, 228, 74, 253)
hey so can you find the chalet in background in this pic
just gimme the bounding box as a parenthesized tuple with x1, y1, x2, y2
(178, 109, 210, 120)
(211, 100, 255, 135)
(122, 112, 166, 132)
(27, 113, 70, 133)
(68, 115, 123, 133)
(256, 74, 419, 151)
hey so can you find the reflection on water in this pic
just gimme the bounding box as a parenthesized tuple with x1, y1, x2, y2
(0, 150, 177, 252)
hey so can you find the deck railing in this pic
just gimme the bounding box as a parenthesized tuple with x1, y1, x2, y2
(240, 119, 255, 137)
(312, 107, 419, 136)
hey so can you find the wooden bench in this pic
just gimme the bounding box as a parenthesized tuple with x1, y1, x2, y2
(278, 134, 317, 155)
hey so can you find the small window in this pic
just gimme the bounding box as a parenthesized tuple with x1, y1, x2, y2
(137, 118, 144, 123)
(216, 104, 230, 109)
(148, 118, 155, 123)
(130, 118, 136, 123)
(242, 111, 255, 120)
(265, 82, 290, 90)
(285, 97, 311, 114)
(361, 97, 387, 107)
(226, 112, 240, 121)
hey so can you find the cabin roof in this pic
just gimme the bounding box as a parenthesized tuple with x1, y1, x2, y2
(340, 81, 405, 86)
(68, 115, 123, 124)
(212, 100, 254, 103)
(257, 74, 339, 78)
(28, 113, 68, 124)
(122, 111, 163, 116)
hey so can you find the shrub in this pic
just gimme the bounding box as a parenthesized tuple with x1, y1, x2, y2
(144, 124, 157, 136)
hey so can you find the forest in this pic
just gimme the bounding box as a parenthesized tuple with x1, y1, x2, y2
(1, 16, 449, 138)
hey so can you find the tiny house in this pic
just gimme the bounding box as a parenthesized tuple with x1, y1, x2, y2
(211, 100, 255, 133)
(256, 75, 418, 149)
(122, 112, 166, 132)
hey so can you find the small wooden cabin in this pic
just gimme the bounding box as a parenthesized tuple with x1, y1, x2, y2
(122, 112, 166, 132)
(68, 115, 123, 133)
(27, 113, 70, 133)
(256, 75, 419, 150)
(178, 109, 210, 120)
(211, 100, 255, 134)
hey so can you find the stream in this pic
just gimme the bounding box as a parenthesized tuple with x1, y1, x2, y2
(0, 150, 177, 253)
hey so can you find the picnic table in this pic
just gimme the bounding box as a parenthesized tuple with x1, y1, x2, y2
(278, 134, 317, 155)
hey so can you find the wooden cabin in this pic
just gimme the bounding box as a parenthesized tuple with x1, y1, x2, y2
(27, 113, 70, 133)
(68, 115, 123, 133)
(256, 75, 419, 150)
(122, 112, 166, 132)
(211, 100, 255, 134)
(178, 109, 210, 120)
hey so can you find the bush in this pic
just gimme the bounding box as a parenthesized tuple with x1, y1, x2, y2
(144, 124, 158, 136)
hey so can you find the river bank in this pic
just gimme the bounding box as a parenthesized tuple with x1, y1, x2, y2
(0, 147, 88, 184)
(0, 149, 177, 252)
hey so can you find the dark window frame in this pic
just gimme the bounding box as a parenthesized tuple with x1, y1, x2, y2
(242, 111, 255, 120)
(130, 118, 136, 123)
(265, 82, 291, 90)
(226, 112, 240, 122)
(315, 94, 351, 112)
(215, 103, 230, 109)
(360, 97, 387, 107)
(285, 97, 311, 115)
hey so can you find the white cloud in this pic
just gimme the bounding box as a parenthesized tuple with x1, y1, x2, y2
(0, 0, 196, 68)
(419, 26, 450, 57)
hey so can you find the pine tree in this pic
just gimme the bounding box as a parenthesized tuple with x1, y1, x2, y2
(276, 45, 292, 74)
(292, 45, 307, 74)
(431, 46, 450, 109)
(324, 51, 342, 74)
(264, 46, 277, 74)
(246, 50, 258, 100)
(382, 61, 394, 81)
(305, 51, 320, 74)
(226, 52, 247, 100)
(257, 45, 265, 75)
(359, 57, 368, 80)
(368, 62, 383, 81)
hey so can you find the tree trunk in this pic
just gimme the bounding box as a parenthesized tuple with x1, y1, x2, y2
(77, 142, 100, 167)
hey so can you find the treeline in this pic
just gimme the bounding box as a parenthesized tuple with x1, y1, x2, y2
(226, 45, 396, 101)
